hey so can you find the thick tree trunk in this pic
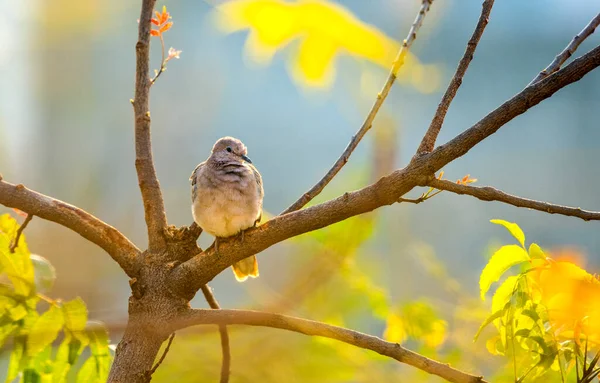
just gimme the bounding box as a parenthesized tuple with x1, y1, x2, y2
(108, 315, 165, 383)
(108, 253, 192, 383)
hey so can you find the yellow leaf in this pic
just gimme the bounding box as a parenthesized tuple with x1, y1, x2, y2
(383, 314, 406, 344)
(528, 243, 546, 259)
(485, 335, 504, 355)
(490, 219, 526, 248)
(212, 0, 435, 89)
(480, 245, 529, 300)
(422, 320, 447, 348)
(491, 276, 520, 319)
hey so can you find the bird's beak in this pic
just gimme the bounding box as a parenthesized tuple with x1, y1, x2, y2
(241, 154, 252, 164)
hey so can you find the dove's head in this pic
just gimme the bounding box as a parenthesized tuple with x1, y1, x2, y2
(210, 136, 252, 164)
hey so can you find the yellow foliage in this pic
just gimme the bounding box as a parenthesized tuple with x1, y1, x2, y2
(213, 0, 439, 90)
(384, 301, 447, 348)
(529, 258, 600, 344)
(479, 245, 529, 300)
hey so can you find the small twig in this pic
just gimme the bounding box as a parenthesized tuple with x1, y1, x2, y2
(529, 13, 600, 86)
(427, 178, 600, 222)
(9, 214, 33, 253)
(150, 36, 166, 84)
(280, 0, 433, 215)
(201, 285, 231, 383)
(398, 197, 426, 204)
(417, 0, 495, 154)
(149, 332, 175, 376)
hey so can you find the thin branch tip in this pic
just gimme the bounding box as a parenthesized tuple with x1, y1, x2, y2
(281, 0, 434, 215)
(417, 0, 495, 154)
(428, 178, 600, 222)
(529, 13, 600, 86)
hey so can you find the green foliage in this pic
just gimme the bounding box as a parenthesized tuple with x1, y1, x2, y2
(0, 214, 112, 382)
(477, 219, 600, 382)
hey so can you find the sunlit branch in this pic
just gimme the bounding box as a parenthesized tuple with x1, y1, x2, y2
(529, 13, 600, 86)
(281, 0, 434, 215)
(132, 0, 168, 251)
(175, 309, 487, 383)
(0, 179, 141, 277)
(428, 178, 600, 221)
(417, 0, 495, 154)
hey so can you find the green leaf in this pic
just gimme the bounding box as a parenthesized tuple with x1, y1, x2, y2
(23, 368, 41, 383)
(491, 219, 526, 248)
(0, 215, 34, 296)
(30, 255, 56, 293)
(6, 335, 25, 383)
(52, 334, 86, 383)
(0, 214, 30, 254)
(474, 308, 506, 342)
(27, 345, 52, 380)
(8, 303, 28, 321)
(74, 322, 111, 383)
(0, 322, 17, 346)
(27, 305, 64, 356)
(87, 321, 110, 356)
(480, 245, 529, 300)
(528, 243, 545, 259)
(62, 298, 87, 333)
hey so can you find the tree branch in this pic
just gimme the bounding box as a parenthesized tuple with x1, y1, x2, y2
(9, 213, 33, 253)
(528, 13, 600, 86)
(417, 0, 495, 154)
(174, 309, 486, 383)
(133, 0, 168, 251)
(427, 178, 600, 221)
(0, 179, 141, 277)
(281, 0, 433, 215)
(172, 42, 600, 294)
(200, 285, 231, 383)
(423, 43, 600, 172)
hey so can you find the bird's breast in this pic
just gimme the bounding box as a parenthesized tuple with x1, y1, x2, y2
(192, 173, 261, 238)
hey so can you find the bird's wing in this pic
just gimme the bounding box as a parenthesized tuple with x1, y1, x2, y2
(190, 162, 205, 202)
(249, 163, 264, 224)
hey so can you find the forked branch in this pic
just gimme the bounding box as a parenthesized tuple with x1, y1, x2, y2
(133, 0, 168, 251)
(281, 0, 433, 215)
(427, 178, 600, 221)
(173, 43, 600, 293)
(175, 309, 486, 383)
(529, 13, 600, 86)
(0, 179, 141, 277)
(417, 0, 495, 154)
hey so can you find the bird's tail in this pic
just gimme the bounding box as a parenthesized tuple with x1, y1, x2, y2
(232, 255, 259, 282)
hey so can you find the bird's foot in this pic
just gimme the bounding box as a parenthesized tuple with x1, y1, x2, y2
(213, 237, 220, 255)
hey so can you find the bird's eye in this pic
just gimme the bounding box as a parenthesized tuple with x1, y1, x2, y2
(226, 147, 232, 153)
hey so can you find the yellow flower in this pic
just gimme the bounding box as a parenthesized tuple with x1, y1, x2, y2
(213, 0, 438, 90)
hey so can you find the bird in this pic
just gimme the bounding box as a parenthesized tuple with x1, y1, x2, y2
(190, 137, 263, 282)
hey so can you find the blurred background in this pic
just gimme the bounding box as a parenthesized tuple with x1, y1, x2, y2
(1, 0, 600, 381)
